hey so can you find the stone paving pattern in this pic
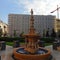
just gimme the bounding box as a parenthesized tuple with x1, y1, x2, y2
(0, 45, 13, 60)
(45, 45, 60, 60)
(0, 45, 60, 60)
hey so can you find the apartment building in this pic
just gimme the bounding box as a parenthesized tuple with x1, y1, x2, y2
(8, 14, 56, 37)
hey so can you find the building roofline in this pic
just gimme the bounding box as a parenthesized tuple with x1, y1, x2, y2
(8, 14, 56, 17)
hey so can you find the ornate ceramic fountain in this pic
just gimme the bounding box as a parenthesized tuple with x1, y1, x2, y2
(13, 9, 51, 60)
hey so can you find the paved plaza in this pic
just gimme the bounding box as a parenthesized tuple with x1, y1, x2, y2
(0, 45, 60, 60)
(0, 45, 13, 60)
(45, 45, 60, 60)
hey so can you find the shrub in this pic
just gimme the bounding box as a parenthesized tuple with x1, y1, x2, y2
(0, 37, 25, 42)
(40, 37, 55, 43)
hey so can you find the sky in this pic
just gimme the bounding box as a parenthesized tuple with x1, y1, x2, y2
(0, 0, 60, 23)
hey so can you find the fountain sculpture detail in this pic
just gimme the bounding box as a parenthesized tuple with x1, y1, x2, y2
(13, 9, 51, 60)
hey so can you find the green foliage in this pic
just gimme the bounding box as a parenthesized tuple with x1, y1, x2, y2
(20, 32, 24, 37)
(6, 42, 25, 46)
(0, 37, 25, 42)
(45, 43, 52, 46)
(6, 42, 13, 46)
(40, 37, 55, 43)
(51, 29, 56, 37)
(13, 30, 16, 37)
(0, 28, 3, 37)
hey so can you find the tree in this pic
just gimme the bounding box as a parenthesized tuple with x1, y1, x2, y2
(20, 32, 24, 37)
(46, 30, 49, 37)
(13, 30, 16, 37)
(0, 26, 3, 37)
(51, 28, 56, 38)
(46, 28, 49, 37)
(4, 26, 7, 37)
(43, 29, 46, 37)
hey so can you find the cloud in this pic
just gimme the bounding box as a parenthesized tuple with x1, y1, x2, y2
(12, 0, 60, 18)
(16, 0, 47, 14)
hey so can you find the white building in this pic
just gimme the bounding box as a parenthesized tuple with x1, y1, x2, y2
(8, 14, 56, 37)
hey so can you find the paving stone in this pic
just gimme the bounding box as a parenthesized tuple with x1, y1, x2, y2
(0, 45, 60, 60)
(45, 45, 60, 60)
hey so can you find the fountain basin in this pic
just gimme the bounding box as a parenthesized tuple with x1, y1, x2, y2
(13, 47, 51, 60)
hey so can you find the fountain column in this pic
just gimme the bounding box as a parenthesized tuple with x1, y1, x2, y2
(24, 9, 40, 54)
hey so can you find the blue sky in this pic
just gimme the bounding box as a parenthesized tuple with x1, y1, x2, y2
(0, 0, 60, 23)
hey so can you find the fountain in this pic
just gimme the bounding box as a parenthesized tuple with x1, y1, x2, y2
(13, 9, 51, 60)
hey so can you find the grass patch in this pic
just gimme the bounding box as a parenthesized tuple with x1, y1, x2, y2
(45, 43, 52, 46)
(6, 42, 24, 46)
(6, 42, 52, 47)
(6, 42, 13, 46)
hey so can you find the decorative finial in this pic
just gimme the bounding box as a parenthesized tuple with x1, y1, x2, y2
(31, 9, 33, 15)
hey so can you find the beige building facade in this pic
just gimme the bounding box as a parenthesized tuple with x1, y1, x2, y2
(55, 19, 60, 36)
(0, 20, 8, 36)
(8, 14, 56, 37)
